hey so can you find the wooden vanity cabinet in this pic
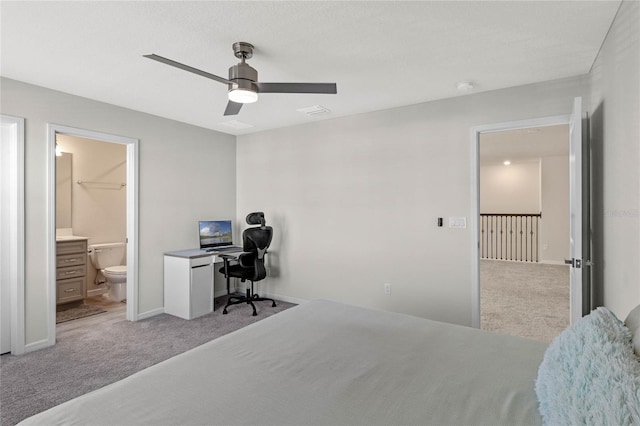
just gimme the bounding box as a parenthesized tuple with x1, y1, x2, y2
(56, 240, 87, 304)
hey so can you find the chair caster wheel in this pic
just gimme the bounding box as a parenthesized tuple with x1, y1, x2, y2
(252, 311, 257, 316)
(223, 309, 228, 315)
(272, 302, 276, 307)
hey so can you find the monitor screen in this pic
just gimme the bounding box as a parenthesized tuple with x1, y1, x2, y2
(198, 220, 233, 249)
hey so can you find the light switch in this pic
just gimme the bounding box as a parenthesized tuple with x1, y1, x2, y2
(449, 217, 467, 229)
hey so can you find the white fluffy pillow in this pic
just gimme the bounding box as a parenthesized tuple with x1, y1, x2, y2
(624, 304, 640, 355)
(536, 307, 640, 425)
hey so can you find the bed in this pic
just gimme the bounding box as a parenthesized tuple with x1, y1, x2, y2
(18, 299, 640, 425)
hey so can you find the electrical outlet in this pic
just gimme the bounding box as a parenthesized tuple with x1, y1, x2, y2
(384, 283, 391, 295)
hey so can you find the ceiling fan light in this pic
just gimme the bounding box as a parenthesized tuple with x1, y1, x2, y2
(228, 88, 258, 104)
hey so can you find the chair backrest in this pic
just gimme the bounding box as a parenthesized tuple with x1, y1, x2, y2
(241, 212, 273, 281)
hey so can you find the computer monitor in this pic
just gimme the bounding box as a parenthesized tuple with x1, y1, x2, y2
(198, 220, 233, 249)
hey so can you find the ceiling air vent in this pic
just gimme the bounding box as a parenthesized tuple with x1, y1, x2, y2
(296, 105, 331, 116)
(218, 120, 254, 130)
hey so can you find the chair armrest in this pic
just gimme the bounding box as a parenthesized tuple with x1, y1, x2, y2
(219, 254, 239, 275)
(219, 253, 239, 261)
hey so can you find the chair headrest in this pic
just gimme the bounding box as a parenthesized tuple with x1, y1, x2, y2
(246, 212, 265, 227)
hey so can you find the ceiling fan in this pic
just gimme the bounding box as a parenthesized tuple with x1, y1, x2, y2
(144, 42, 337, 116)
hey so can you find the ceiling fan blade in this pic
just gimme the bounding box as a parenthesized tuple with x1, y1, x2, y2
(143, 54, 232, 85)
(224, 101, 243, 116)
(256, 82, 337, 94)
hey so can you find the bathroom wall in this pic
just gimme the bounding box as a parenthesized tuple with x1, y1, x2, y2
(56, 134, 127, 296)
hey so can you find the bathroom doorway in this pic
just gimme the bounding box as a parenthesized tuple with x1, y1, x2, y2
(48, 124, 138, 346)
(55, 135, 126, 322)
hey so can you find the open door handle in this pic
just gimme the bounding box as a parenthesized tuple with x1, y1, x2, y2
(565, 258, 584, 268)
(565, 258, 592, 268)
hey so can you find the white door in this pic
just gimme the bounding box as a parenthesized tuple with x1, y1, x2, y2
(1, 122, 12, 354)
(568, 96, 590, 324)
(1, 115, 25, 355)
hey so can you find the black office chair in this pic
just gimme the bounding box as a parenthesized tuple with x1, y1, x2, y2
(220, 212, 276, 316)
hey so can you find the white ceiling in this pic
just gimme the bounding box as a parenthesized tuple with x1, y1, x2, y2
(479, 124, 569, 165)
(0, 1, 620, 136)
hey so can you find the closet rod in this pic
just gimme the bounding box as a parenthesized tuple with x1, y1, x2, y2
(76, 180, 126, 188)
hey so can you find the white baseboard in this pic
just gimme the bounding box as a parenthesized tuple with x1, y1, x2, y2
(25, 338, 52, 353)
(87, 288, 107, 298)
(137, 307, 164, 320)
(261, 292, 308, 306)
(214, 288, 307, 306)
(214, 289, 229, 299)
(540, 260, 569, 266)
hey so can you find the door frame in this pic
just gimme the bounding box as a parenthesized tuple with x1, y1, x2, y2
(470, 114, 570, 328)
(1, 114, 25, 355)
(47, 124, 139, 347)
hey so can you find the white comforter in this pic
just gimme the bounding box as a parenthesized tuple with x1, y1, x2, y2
(20, 300, 546, 425)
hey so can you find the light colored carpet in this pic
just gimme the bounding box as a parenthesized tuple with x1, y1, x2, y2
(481, 259, 569, 343)
(0, 296, 295, 426)
(55, 304, 106, 324)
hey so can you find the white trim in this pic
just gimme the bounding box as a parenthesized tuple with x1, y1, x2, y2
(470, 115, 570, 329)
(260, 292, 308, 306)
(540, 260, 569, 266)
(24, 338, 51, 354)
(214, 289, 230, 299)
(47, 124, 140, 349)
(47, 126, 56, 347)
(213, 288, 307, 306)
(86, 288, 108, 298)
(125, 135, 140, 321)
(1, 114, 26, 355)
(137, 307, 164, 320)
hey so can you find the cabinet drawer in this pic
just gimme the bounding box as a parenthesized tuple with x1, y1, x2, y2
(57, 240, 87, 255)
(56, 264, 86, 280)
(190, 256, 212, 268)
(56, 253, 85, 268)
(57, 278, 84, 303)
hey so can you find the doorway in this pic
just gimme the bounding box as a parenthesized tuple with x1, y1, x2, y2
(47, 124, 138, 347)
(470, 114, 574, 337)
(55, 134, 128, 326)
(478, 124, 570, 342)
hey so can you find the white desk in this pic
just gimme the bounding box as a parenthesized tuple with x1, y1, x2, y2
(163, 249, 242, 320)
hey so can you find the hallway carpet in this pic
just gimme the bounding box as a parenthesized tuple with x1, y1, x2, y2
(480, 259, 569, 343)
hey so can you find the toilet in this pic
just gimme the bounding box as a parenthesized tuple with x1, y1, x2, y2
(88, 242, 127, 302)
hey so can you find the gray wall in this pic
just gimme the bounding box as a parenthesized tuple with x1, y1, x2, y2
(237, 1, 639, 324)
(0, 78, 236, 347)
(237, 76, 588, 326)
(588, 0, 640, 319)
